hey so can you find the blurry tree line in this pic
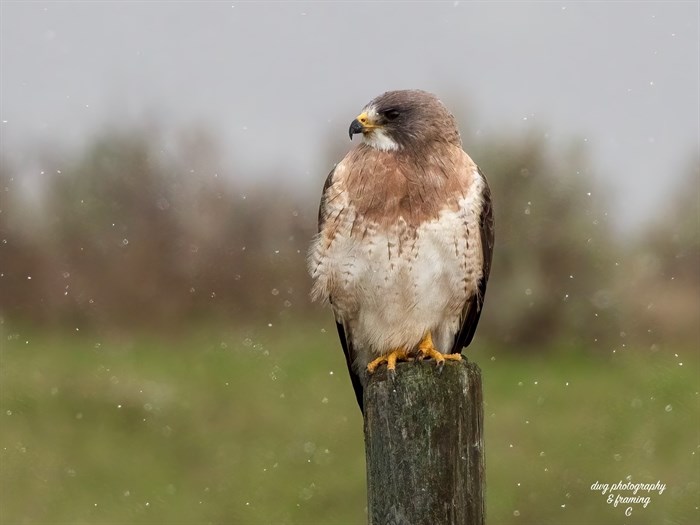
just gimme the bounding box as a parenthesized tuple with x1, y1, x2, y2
(1, 123, 697, 350)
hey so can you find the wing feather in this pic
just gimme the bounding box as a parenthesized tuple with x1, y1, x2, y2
(318, 166, 364, 412)
(451, 168, 495, 353)
(317, 166, 336, 231)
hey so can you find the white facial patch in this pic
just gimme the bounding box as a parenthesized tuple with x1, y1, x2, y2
(363, 128, 400, 151)
(361, 105, 400, 151)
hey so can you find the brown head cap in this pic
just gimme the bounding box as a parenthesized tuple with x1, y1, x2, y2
(349, 90, 462, 150)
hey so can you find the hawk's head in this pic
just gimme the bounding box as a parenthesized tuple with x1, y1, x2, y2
(349, 90, 461, 152)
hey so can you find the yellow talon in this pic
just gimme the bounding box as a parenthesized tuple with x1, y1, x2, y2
(367, 332, 460, 373)
(367, 348, 410, 373)
(417, 331, 462, 365)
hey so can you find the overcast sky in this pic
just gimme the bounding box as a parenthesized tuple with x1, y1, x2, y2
(1, 1, 698, 230)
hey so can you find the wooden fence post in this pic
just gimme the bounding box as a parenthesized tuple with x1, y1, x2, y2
(363, 359, 484, 525)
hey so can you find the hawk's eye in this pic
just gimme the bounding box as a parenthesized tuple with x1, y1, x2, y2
(383, 109, 400, 121)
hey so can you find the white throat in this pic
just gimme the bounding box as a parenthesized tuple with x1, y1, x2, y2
(362, 128, 400, 151)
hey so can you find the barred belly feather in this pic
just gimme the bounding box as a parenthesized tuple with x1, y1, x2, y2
(309, 169, 487, 374)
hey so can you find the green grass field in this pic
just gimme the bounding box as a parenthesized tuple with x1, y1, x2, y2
(1, 320, 698, 524)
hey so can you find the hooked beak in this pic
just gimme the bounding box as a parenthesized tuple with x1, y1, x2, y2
(348, 119, 364, 139)
(348, 111, 377, 140)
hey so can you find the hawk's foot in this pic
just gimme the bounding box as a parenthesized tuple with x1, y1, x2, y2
(417, 331, 462, 371)
(367, 348, 410, 374)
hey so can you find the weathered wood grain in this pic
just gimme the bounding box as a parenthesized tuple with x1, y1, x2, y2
(364, 359, 484, 525)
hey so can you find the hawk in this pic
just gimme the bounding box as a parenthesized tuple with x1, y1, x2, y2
(309, 90, 494, 413)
